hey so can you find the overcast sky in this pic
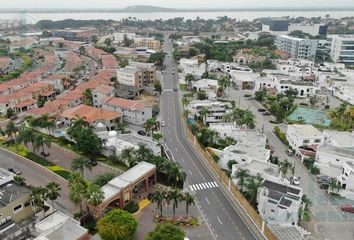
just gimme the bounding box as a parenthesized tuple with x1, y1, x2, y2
(2, 0, 354, 9)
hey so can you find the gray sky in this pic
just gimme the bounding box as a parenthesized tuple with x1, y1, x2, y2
(2, 0, 354, 9)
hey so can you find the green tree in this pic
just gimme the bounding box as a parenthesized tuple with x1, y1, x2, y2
(71, 156, 92, 178)
(227, 160, 238, 171)
(33, 133, 51, 155)
(94, 172, 116, 187)
(91, 35, 98, 44)
(46, 181, 61, 211)
(17, 128, 35, 148)
(183, 192, 195, 217)
(199, 106, 211, 125)
(245, 177, 262, 207)
(86, 184, 104, 208)
(329, 178, 341, 193)
(120, 147, 138, 167)
(236, 169, 249, 192)
(84, 89, 93, 106)
(5, 121, 18, 141)
(279, 159, 292, 179)
(166, 162, 186, 187)
(104, 38, 112, 46)
(119, 59, 129, 68)
(255, 89, 267, 102)
(218, 75, 231, 94)
(166, 189, 184, 219)
(146, 223, 185, 240)
(136, 144, 153, 162)
(97, 209, 137, 240)
(154, 81, 162, 93)
(68, 173, 87, 213)
(31, 186, 48, 218)
(71, 128, 103, 157)
(78, 46, 86, 55)
(185, 74, 195, 90)
(144, 117, 160, 136)
(151, 191, 164, 216)
(148, 52, 166, 67)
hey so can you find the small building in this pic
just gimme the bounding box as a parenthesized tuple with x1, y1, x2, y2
(92, 85, 115, 108)
(258, 180, 303, 225)
(187, 100, 232, 125)
(95, 161, 156, 217)
(323, 130, 354, 148)
(286, 124, 323, 154)
(192, 79, 219, 100)
(32, 211, 89, 240)
(316, 145, 354, 169)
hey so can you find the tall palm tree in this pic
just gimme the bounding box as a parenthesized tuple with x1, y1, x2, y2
(68, 173, 87, 213)
(199, 107, 211, 125)
(71, 157, 92, 179)
(236, 169, 249, 192)
(245, 177, 262, 207)
(120, 147, 137, 167)
(183, 192, 195, 217)
(31, 186, 48, 219)
(144, 117, 160, 136)
(218, 76, 231, 94)
(85, 184, 104, 210)
(166, 162, 186, 187)
(17, 128, 35, 148)
(279, 159, 292, 179)
(33, 133, 51, 155)
(241, 110, 256, 129)
(167, 189, 183, 219)
(46, 182, 61, 211)
(5, 121, 18, 141)
(329, 178, 340, 193)
(151, 191, 164, 216)
(68, 116, 90, 138)
(136, 144, 153, 162)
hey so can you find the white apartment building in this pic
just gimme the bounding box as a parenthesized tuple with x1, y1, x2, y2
(102, 97, 152, 125)
(187, 100, 232, 124)
(116, 67, 143, 87)
(210, 122, 267, 148)
(275, 35, 318, 60)
(316, 145, 354, 169)
(192, 79, 219, 100)
(330, 35, 354, 65)
(276, 80, 319, 98)
(113, 32, 136, 43)
(258, 180, 303, 225)
(337, 161, 354, 200)
(286, 124, 323, 153)
(179, 58, 206, 79)
(323, 130, 354, 148)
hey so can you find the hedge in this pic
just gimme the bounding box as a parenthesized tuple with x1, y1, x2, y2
(274, 126, 289, 146)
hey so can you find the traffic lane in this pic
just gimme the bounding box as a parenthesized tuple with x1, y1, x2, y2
(0, 148, 75, 212)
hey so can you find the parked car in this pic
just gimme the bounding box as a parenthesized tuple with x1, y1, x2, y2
(90, 160, 98, 166)
(10, 115, 18, 121)
(173, 87, 178, 92)
(161, 121, 166, 127)
(290, 176, 300, 186)
(8, 167, 21, 175)
(318, 175, 331, 184)
(137, 130, 147, 136)
(258, 108, 266, 112)
(262, 111, 272, 116)
(285, 149, 294, 156)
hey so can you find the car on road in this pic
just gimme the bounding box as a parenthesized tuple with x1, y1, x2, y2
(262, 111, 271, 116)
(161, 121, 166, 127)
(173, 87, 178, 92)
(8, 167, 21, 175)
(318, 175, 331, 184)
(285, 149, 294, 156)
(258, 108, 266, 112)
(137, 130, 147, 136)
(290, 176, 300, 186)
(15, 119, 24, 125)
(10, 115, 18, 121)
(90, 160, 98, 166)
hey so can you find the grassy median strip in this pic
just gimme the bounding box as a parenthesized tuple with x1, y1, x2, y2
(0, 140, 71, 180)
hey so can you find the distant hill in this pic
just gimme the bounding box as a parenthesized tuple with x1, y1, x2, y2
(119, 5, 177, 13)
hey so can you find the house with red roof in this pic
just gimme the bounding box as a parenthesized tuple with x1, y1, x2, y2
(92, 85, 115, 108)
(102, 97, 152, 125)
(60, 104, 122, 131)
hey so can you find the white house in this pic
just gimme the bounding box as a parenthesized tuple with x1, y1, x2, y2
(257, 180, 303, 225)
(336, 161, 354, 200)
(92, 85, 115, 108)
(102, 97, 152, 125)
(192, 79, 219, 100)
(187, 100, 232, 124)
(286, 124, 323, 153)
(323, 130, 354, 148)
(209, 122, 267, 148)
(116, 67, 142, 87)
(316, 145, 354, 169)
(179, 58, 206, 78)
(212, 143, 270, 170)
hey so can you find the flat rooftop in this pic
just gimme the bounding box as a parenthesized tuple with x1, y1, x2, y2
(263, 180, 301, 196)
(224, 143, 270, 162)
(238, 159, 280, 178)
(317, 145, 354, 158)
(324, 130, 354, 147)
(0, 181, 31, 208)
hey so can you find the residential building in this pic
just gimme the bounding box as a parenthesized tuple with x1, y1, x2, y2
(330, 35, 354, 65)
(102, 97, 152, 125)
(0, 168, 33, 234)
(275, 35, 318, 60)
(231, 73, 255, 91)
(213, 143, 271, 170)
(316, 145, 354, 168)
(233, 49, 266, 65)
(276, 79, 319, 98)
(209, 123, 267, 148)
(116, 67, 143, 88)
(60, 104, 122, 131)
(187, 100, 232, 124)
(336, 161, 354, 200)
(192, 79, 219, 100)
(113, 32, 136, 43)
(133, 38, 161, 51)
(129, 61, 156, 85)
(258, 180, 303, 225)
(269, 224, 311, 240)
(262, 18, 289, 32)
(52, 29, 94, 42)
(42, 74, 67, 93)
(32, 211, 89, 240)
(92, 85, 115, 108)
(286, 124, 323, 153)
(323, 130, 354, 148)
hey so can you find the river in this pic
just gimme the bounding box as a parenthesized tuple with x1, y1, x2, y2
(0, 10, 353, 23)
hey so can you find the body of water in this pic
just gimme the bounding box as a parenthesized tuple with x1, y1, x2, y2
(0, 11, 354, 23)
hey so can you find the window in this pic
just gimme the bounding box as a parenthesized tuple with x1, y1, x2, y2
(271, 209, 275, 212)
(336, 159, 340, 162)
(314, 139, 321, 143)
(13, 204, 23, 213)
(303, 140, 310, 144)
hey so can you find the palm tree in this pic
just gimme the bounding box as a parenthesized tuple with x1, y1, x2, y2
(299, 194, 312, 222)
(33, 133, 51, 155)
(136, 144, 153, 162)
(279, 160, 292, 179)
(68, 173, 87, 213)
(17, 128, 35, 148)
(120, 147, 137, 168)
(166, 162, 186, 187)
(183, 192, 195, 217)
(46, 182, 61, 211)
(116, 119, 129, 133)
(68, 116, 90, 138)
(199, 107, 211, 125)
(167, 189, 183, 219)
(85, 184, 104, 213)
(218, 76, 231, 94)
(235, 169, 249, 192)
(71, 157, 92, 179)
(151, 191, 164, 216)
(31, 186, 48, 219)
(241, 110, 256, 129)
(245, 177, 262, 207)
(5, 121, 18, 141)
(329, 178, 341, 193)
(144, 117, 160, 136)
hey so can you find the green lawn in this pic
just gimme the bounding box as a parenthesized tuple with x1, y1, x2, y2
(179, 84, 187, 91)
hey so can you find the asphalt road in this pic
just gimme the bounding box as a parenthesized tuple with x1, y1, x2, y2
(160, 38, 262, 240)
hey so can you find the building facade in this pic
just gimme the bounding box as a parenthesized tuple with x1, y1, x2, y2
(275, 35, 318, 60)
(330, 35, 354, 65)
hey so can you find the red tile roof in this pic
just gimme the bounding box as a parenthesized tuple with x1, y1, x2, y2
(104, 97, 146, 111)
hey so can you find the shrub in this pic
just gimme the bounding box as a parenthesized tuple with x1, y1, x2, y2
(54, 170, 72, 180)
(274, 126, 289, 146)
(123, 201, 139, 214)
(311, 166, 320, 175)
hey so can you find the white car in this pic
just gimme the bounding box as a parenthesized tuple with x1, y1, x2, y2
(161, 121, 166, 127)
(291, 176, 300, 186)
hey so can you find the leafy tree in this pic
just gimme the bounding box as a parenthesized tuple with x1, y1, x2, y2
(71, 156, 92, 178)
(166, 188, 184, 219)
(279, 159, 292, 179)
(199, 106, 211, 124)
(86, 184, 104, 207)
(236, 169, 249, 192)
(78, 46, 86, 55)
(197, 89, 207, 100)
(94, 172, 116, 187)
(5, 121, 18, 141)
(154, 81, 162, 93)
(146, 223, 185, 240)
(255, 89, 267, 102)
(33, 133, 51, 154)
(183, 192, 195, 217)
(120, 147, 138, 168)
(46, 181, 61, 211)
(91, 35, 98, 44)
(136, 144, 153, 162)
(104, 38, 112, 46)
(218, 75, 231, 94)
(97, 209, 137, 240)
(148, 52, 166, 67)
(188, 47, 198, 57)
(119, 59, 129, 68)
(227, 160, 238, 171)
(84, 89, 93, 106)
(6, 108, 15, 119)
(144, 117, 160, 136)
(151, 191, 164, 216)
(71, 128, 102, 157)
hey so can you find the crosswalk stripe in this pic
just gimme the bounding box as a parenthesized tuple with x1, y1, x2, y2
(210, 182, 216, 187)
(214, 181, 218, 187)
(198, 184, 203, 190)
(190, 185, 195, 191)
(202, 183, 207, 189)
(189, 182, 219, 192)
(195, 184, 200, 190)
(206, 182, 212, 188)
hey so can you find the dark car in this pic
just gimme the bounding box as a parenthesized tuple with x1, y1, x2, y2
(173, 88, 178, 92)
(137, 130, 147, 136)
(8, 167, 21, 175)
(262, 111, 271, 116)
(10, 115, 18, 121)
(91, 160, 98, 166)
(258, 108, 266, 112)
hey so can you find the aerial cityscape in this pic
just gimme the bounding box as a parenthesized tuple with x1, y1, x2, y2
(0, 1, 354, 240)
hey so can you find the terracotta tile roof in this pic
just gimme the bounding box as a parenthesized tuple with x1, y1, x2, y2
(27, 105, 59, 116)
(42, 90, 56, 97)
(45, 73, 68, 80)
(93, 85, 114, 95)
(63, 52, 82, 72)
(104, 97, 145, 111)
(61, 104, 122, 123)
(56, 92, 83, 101)
(0, 57, 11, 68)
(15, 99, 36, 108)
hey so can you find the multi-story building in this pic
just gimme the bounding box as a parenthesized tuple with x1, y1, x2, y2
(187, 100, 232, 125)
(116, 67, 143, 88)
(133, 38, 161, 51)
(52, 29, 94, 42)
(102, 97, 152, 125)
(0, 168, 33, 235)
(336, 161, 354, 200)
(192, 79, 219, 100)
(92, 85, 115, 108)
(330, 35, 354, 65)
(258, 180, 303, 225)
(286, 124, 323, 154)
(275, 35, 318, 60)
(129, 61, 156, 85)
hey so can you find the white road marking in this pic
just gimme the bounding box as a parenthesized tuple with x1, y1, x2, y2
(189, 185, 195, 191)
(201, 183, 207, 189)
(181, 158, 185, 162)
(194, 184, 200, 190)
(188, 182, 219, 192)
(188, 170, 193, 176)
(175, 148, 178, 153)
(213, 182, 218, 187)
(217, 216, 223, 225)
(205, 197, 210, 204)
